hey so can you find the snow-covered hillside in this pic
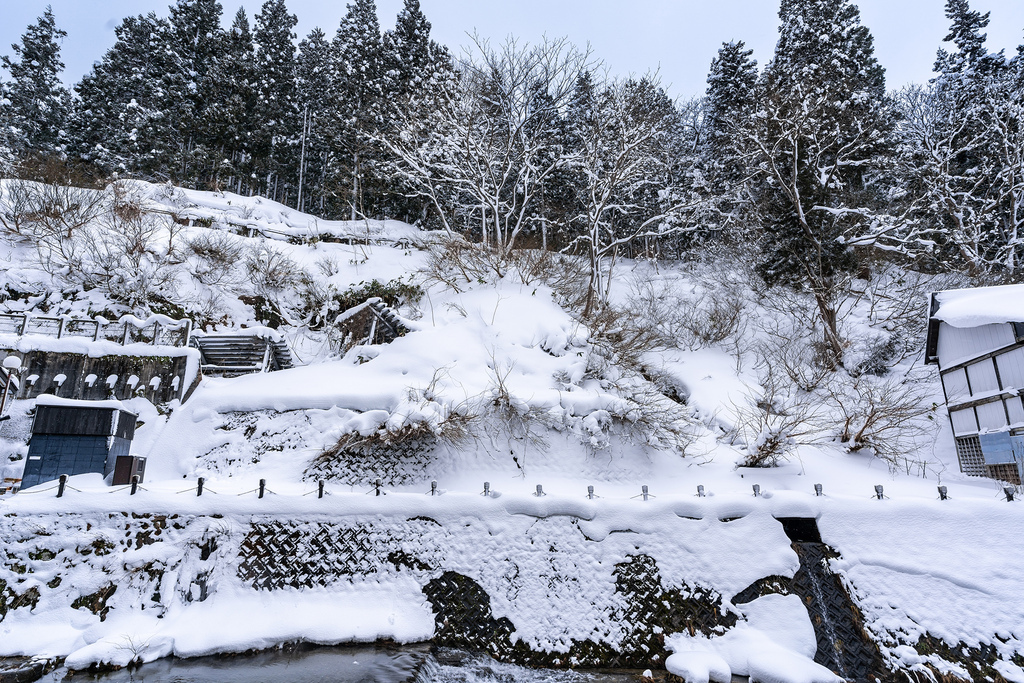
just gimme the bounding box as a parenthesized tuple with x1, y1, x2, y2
(3, 180, 1023, 682)
(0, 177, 1008, 502)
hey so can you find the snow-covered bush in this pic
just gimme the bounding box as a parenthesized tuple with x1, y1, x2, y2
(730, 356, 823, 468)
(184, 230, 245, 286)
(824, 372, 937, 474)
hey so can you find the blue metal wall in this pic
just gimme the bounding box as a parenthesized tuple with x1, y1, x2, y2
(20, 435, 132, 489)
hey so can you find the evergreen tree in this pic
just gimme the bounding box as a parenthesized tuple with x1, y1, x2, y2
(0, 6, 71, 156)
(203, 8, 259, 192)
(71, 13, 173, 177)
(934, 0, 991, 74)
(253, 0, 299, 204)
(0, 87, 15, 174)
(162, 0, 226, 184)
(379, 0, 457, 223)
(702, 41, 758, 236)
(896, 0, 1020, 274)
(704, 41, 757, 158)
(296, 27, 333, 212)
(330, 0, 389, 219)
(751, 0, 891, 365)
(383, 0, 444, 103)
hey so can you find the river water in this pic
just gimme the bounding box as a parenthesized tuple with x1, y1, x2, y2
(38, 645, 644, 683)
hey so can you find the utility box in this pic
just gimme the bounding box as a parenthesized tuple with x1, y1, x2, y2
(20, 396, 137, 490)
(112, 455, 147, 485)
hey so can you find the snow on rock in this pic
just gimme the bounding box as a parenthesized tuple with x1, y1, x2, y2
(667, 595, 838, 683)
(665, 650, 731, 683)
(645, 347, 758, 431)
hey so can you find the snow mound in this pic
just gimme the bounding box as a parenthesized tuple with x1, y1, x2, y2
(667, 594, 839, 683)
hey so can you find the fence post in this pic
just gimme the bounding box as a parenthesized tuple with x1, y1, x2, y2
(318, 481, 325, 499)
(56, 317, 65, 339)
(57, 474, 68, 498)
(197, 477, 205, 497)
(152, 322, 160, 346)
(258, 479, 266, 499)
(130, 475, 139, 495)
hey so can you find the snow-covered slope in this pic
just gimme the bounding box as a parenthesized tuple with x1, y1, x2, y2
(4, 180, 1023, 681)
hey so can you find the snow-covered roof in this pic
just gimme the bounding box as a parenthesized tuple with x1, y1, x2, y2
(34, 394, 135, 414)
(930, 284, 1024, 328)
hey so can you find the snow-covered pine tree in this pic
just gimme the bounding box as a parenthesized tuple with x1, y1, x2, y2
(383, 0, 433, 103)
(0, 89, 15, 174)
(70, 13, 173, 177)
(704, 41, 757, 161)
(896, 0, 1020, 274)
(162, 0, 227, 185)
(752, 0, 892, 366)
(202, 8, 259, 193)
(934, 0, 992, 75)
(296, 27, 333, 213)
(379, 0, 457, 224)
(702, 41, 758, 237)
(253, 0, 300, 205)
(330, 0, 389, 220)
(0, 6, 71, 158)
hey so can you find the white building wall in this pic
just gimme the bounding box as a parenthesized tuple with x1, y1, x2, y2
(967, 360, 1000, 394)
(996, 347, 1024, 390)
(937, 322, 1016, 368)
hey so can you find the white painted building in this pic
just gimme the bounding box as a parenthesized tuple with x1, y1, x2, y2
(926, 284, 1024, 484)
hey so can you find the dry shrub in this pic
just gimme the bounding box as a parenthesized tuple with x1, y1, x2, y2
(586, 304, 664, 371)
(422, 235, 588, 308)
(824, 372, 937, 474)
(611, 380, 697, 455)
(730, 353, 824, 468)
(245, 242, 301, 295)
(482, 358, 554, 468)
(185, 231, 245, 286)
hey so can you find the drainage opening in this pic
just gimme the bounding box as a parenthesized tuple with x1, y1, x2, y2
(776, 517, 822, 544)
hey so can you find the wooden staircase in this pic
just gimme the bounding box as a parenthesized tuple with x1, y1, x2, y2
(191, 333, 295, 377)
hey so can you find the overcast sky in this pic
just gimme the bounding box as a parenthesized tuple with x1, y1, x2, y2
(2, 0, 1023, 98)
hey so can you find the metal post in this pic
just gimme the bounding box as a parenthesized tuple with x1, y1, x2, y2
(1004, 487, 1015, 502)
(258, 479, 266, 499)
(874, 485, 884, 500)
(938, 486, 948, 501)
(130, 475, 139, 495)
(697, 485, 705, 497)
(318, 481, 325, 499)
(375, 479, 382, 496)
(430, 480, 437, 496)
(814, 483, 823, 497)
(587, 485, 595, 500)
(752, 484, 761, 497)
(642, 485, 649, 501)
(56, 317, 65, 339)
(482, 482, 490, 496)
(535, 484, 545, 497)
(122, 322, 131, 345)
(197, 477, 205, 497)
(57, 474, 68, 498)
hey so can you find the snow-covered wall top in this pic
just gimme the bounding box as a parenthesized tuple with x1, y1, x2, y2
(931, 284, 1024, 328)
